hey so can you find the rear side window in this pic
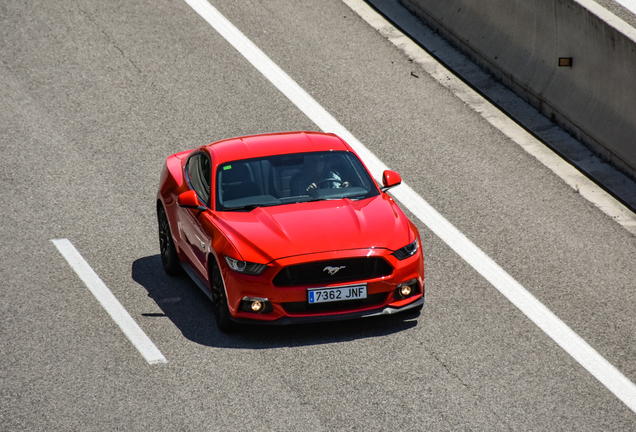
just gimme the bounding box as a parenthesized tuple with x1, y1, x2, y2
(186, 153, 211, 206)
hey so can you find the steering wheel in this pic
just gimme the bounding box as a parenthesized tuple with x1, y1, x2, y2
(319, 178, 343, 187)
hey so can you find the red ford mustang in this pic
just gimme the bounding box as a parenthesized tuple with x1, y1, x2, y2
(157, 131, 424, 332)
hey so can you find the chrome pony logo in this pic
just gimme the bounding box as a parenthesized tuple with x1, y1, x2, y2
(323, 266, 346, 276)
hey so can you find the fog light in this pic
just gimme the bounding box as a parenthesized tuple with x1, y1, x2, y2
(395, 279, 418, 300)
(240, 296, 271, 314)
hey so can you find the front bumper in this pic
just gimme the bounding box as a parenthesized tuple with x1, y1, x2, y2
(222, 247, 425, 324)
(230, 294, 424, 326)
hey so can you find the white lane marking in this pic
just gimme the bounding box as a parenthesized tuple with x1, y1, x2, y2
(343, 0, 636, 408)
(183, 0, 636, 413)
(615, 0, 636, 18)
(349, 0, 636, 234)
(52, 239, 167, 365)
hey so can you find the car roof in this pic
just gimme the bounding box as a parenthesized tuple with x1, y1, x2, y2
(205, 131, 351, 164)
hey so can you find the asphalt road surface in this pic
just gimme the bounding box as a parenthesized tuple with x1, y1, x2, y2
(2, 0, 636, 430)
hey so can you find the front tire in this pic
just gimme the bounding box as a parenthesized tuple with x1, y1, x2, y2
(158, 203, 181, 275)
(210, 260, 235, 333)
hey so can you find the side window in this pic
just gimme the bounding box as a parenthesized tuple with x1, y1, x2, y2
(187, 153, 211, 206)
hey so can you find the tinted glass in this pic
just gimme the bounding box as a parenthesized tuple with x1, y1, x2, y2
(215, 151, 379, 211)
(187, 153, 211, 205)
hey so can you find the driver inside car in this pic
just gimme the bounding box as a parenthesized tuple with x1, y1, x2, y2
(291, 154, 350, 195)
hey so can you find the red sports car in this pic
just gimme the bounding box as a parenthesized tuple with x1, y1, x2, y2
(157, 131, 424, 332)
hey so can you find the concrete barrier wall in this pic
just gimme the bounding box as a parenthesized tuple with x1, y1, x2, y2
(398, 0, 636, 179)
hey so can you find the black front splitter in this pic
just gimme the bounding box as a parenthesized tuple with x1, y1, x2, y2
(230, 296, 424, 326)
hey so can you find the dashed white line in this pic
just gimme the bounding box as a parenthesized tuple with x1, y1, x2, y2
(52, 238, 167, 365)
(184, 0, 636, 412)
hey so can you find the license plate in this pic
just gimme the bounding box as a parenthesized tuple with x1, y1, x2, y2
(307, 284, 367, 304)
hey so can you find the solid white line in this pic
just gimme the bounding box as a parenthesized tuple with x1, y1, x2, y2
(346, 0, 636, 235)
(183, 0, 636, 413)
(52, 239, 167, 365)
(613, 0, 636, 19)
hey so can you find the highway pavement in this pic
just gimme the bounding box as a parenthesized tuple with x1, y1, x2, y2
(1, 0, 635, 430)
(599, 0, 636, 27)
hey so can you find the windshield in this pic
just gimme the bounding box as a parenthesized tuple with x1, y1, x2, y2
(215, 151, 379, 211)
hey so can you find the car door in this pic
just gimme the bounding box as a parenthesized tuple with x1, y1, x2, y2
(178, 152, 213, 280)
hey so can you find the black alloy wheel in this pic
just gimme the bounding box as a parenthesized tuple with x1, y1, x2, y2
(158, 204, 181, 275)
(210, 260, 235, 333)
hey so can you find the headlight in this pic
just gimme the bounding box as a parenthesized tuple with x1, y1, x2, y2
(392, 239, 419, 260)
(224, 256, 267, 275)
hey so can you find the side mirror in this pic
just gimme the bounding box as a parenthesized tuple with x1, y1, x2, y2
(381, 170, 402, 192)
(178, 190, 207, 211)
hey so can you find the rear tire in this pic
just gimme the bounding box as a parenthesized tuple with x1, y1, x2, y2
(210, 260, 236, 333)
(158, 204, 181, 275)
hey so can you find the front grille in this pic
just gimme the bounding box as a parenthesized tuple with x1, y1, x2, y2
(282, 292, 388, 314)
(272, 257, 393, 287)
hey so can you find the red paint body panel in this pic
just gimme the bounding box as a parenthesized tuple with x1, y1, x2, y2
(208, 131, 350, 164)
(157, 132, 425, 325)
(166, 150, 189, 187)
(214, 195, 411, 263)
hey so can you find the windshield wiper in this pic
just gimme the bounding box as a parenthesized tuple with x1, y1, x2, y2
(223, 204, 261, 212)
(223, 202, 283, 211)
(347, 194, 369, 201)
(307, 197, 340, 203)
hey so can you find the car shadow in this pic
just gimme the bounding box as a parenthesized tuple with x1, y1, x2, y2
(132, 255, 420, 349)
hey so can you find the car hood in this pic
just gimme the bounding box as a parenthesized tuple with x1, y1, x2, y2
(214, 195, 413, 263)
